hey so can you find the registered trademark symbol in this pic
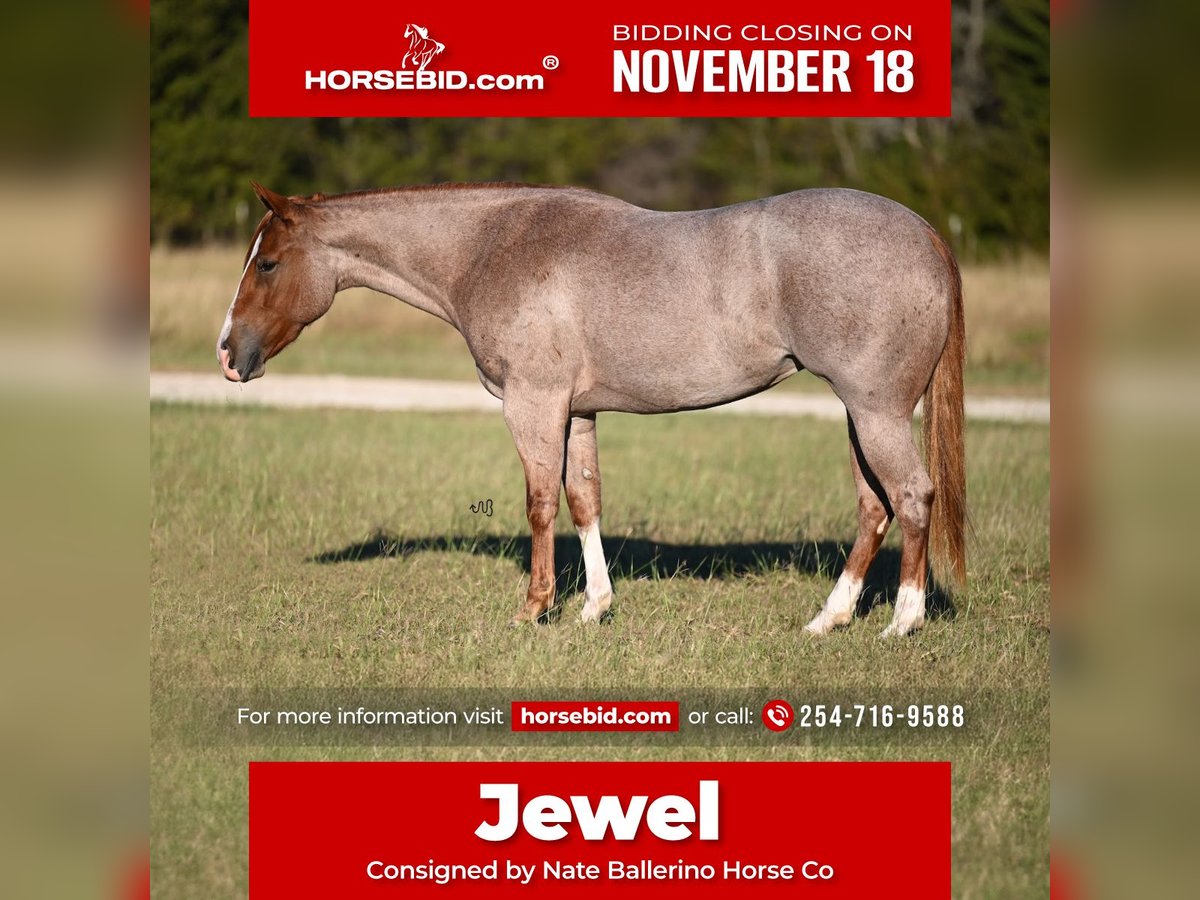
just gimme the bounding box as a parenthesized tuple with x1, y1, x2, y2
(542, 55, 559, 70)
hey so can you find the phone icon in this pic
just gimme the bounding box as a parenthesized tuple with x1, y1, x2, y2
(761, 699, 794, 732)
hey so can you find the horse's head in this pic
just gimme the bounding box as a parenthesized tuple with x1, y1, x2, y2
(217, 183, 336, 382)
(404, 23, 424, 39)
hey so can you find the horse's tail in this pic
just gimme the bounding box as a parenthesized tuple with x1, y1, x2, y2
(922, 226, 968, 588)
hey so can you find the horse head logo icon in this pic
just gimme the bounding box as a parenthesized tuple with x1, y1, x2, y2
(403, 23, 446, 71)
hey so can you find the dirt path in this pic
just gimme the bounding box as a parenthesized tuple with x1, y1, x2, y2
(150, 371, 1049, 424)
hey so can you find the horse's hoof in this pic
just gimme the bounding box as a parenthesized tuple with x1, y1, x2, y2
(881, 585, 927, 638)
(803, 611, 850, 636)
(580, 592, 613, 624)
(879, 620, 924, 639)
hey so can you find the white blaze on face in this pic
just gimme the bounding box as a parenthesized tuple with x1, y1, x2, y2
(578, 520, 613, 623)
(216, 230, 264, 362)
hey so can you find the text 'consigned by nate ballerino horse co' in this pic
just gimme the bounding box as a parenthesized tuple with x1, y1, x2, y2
(366, 781, 835, 886)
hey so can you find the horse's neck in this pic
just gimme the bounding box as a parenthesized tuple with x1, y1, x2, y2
(321, 191, 501, 329)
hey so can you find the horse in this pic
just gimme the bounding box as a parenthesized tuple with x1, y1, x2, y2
(402, 24, 445, 72)
(217, 182, 966, 636)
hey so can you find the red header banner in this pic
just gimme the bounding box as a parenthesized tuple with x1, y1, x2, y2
(250, 761, 951, 897)
(249, 1, 951, 118)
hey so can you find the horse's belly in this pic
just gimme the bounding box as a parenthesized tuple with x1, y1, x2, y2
(576, 341, 796, 414)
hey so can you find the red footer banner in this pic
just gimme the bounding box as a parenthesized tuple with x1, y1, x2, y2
(250, 761, 950, 897)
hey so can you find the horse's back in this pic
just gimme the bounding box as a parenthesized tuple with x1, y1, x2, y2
(581, 189, 953, 411)
(467, 187, 956, 415)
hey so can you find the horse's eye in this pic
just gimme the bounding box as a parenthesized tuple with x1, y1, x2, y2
(256, 259, 278, 274)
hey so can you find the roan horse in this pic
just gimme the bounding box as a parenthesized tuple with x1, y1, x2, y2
(218, 182, 966, 636)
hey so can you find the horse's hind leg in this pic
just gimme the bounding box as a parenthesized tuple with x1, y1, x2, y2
(563, 415, 614, 623)
(804, 416, 893, 635)
(843, 408, 935, 637)
(503, 390, 569, 625)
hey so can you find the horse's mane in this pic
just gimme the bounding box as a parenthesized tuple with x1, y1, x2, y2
(319, 182, 591, 203)
(408, 23, 428, 39)
(241, 184, 599, 242)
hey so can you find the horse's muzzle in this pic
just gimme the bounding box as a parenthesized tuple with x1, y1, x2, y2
(218, 339, 265, 383)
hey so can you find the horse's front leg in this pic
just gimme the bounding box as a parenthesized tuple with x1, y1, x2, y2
(503, 390, 569, 625)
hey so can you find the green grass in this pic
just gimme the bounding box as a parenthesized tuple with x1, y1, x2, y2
(151, 404, 1048, 898)
(150, 246, 1050, 394)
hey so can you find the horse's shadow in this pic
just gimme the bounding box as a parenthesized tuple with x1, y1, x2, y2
(308, 531, 955, 622)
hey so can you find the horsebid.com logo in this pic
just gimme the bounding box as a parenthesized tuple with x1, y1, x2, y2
(401, 23, 444, 72)
(304, 21, 549, 92)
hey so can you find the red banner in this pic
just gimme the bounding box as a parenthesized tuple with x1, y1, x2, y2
(249, 1, 951, 118)
(250, 761, 950, 897)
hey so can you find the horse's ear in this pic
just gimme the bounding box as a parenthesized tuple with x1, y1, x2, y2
(250, 182, 295, 221)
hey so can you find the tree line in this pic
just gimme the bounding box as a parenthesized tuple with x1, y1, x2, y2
(151, 0, 1048, 260)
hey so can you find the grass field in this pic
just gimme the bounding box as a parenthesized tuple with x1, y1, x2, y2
(150, 245, 1050, 394)
(151, 403, 1048, 898)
